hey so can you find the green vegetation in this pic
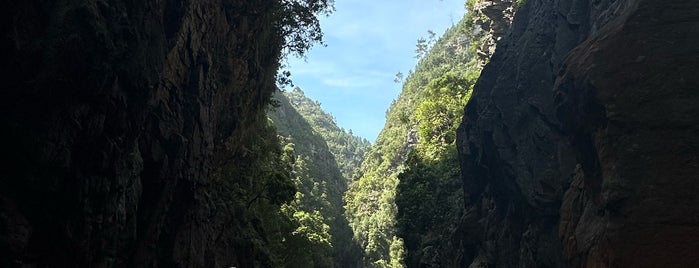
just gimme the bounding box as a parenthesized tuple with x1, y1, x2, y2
(283, 88, 372, 181)
(215, 86, 370, 267)
(266, 89, 370, 267)
(277, 0, 336, 58)
(215, 113, 299, 267)
(343, 1, 489, 266)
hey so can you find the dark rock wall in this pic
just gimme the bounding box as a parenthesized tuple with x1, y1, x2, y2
(555, 1, 699, 266)
(457, 0, 699, 267)
(1, 0, 281, 267)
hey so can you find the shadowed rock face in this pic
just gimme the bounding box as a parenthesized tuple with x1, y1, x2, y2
(457, 0, 699, 267)
(1, 0, 281, 267)
(555, 1, 699, 266)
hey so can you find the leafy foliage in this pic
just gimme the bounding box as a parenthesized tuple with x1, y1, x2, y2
(395, 147, 464, 266)
(415, 72, 472, 159)
(275, 0, 335, 87)
(277, 0, 335, 58)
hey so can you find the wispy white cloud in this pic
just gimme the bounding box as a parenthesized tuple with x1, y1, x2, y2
(321, 73, 391, 89)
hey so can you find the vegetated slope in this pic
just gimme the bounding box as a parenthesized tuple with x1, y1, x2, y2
(457, 0, 699, 266)
(267, 88, 369, 267)
(343, 1, 506, 265)
(0, 0, 332, 267)
(283, 88, 372, 182)
(395, 1, 517, 266)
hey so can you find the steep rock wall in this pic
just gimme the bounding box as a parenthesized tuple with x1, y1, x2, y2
(555, 1, 699, 266)
(1, 0, 281, 267)
(457, 0, 699, 266)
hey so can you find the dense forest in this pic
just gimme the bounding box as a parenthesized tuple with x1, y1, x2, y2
(2, 0, 698, 267)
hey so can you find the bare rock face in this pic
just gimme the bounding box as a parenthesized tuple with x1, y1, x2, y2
(473, 0, 516, 65)
(457, 0, 699, 267)
(0, 0, 281, 267)
(555, 1, 699, 266)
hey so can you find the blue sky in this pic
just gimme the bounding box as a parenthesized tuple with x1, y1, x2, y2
(285, 0, 466, 142)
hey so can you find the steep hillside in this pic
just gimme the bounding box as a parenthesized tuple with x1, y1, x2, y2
(268, 89, 369, 267)
(457, 0, 699, 266)
(283, 88, 371, 182)
(0, 0, 332, 267)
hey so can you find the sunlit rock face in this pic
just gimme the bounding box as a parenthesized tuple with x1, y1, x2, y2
(0, 0, 281, 267)
(457, 0, 699, 267)
(474, 0, 517, 64)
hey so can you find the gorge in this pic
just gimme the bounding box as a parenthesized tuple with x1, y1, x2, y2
(1, 0, 698, 267)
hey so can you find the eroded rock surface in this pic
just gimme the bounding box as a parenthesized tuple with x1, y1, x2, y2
(474, 0, 517, 64)
(457, 0, 699, 266)
(555, 1, 699, 266)
(1, 1, 281, 267)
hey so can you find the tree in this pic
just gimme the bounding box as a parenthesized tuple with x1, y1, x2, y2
(415, 30, 438, 59)
(276, 0, 335, 88)
(415, 37, 428, 59)
(414, 72, 471, 159)
(277, 0, 335, 58)
(393, 72, 404, 84)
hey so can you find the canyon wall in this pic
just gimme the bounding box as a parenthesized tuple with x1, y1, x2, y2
(1, 1, 282, 267)
(457, 0, 699, 266)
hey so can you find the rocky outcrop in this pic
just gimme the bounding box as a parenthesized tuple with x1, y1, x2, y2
(1, 0, 282, 267)
(472, 0, 516, 65)
(457, 0, 699, 267)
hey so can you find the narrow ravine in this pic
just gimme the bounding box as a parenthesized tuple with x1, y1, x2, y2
(2, 0, 698, 267)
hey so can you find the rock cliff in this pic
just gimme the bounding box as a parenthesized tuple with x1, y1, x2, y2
(472, 0, 517, 64)
(1, 0, 283, 267)
(457, 0, 699, 267)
